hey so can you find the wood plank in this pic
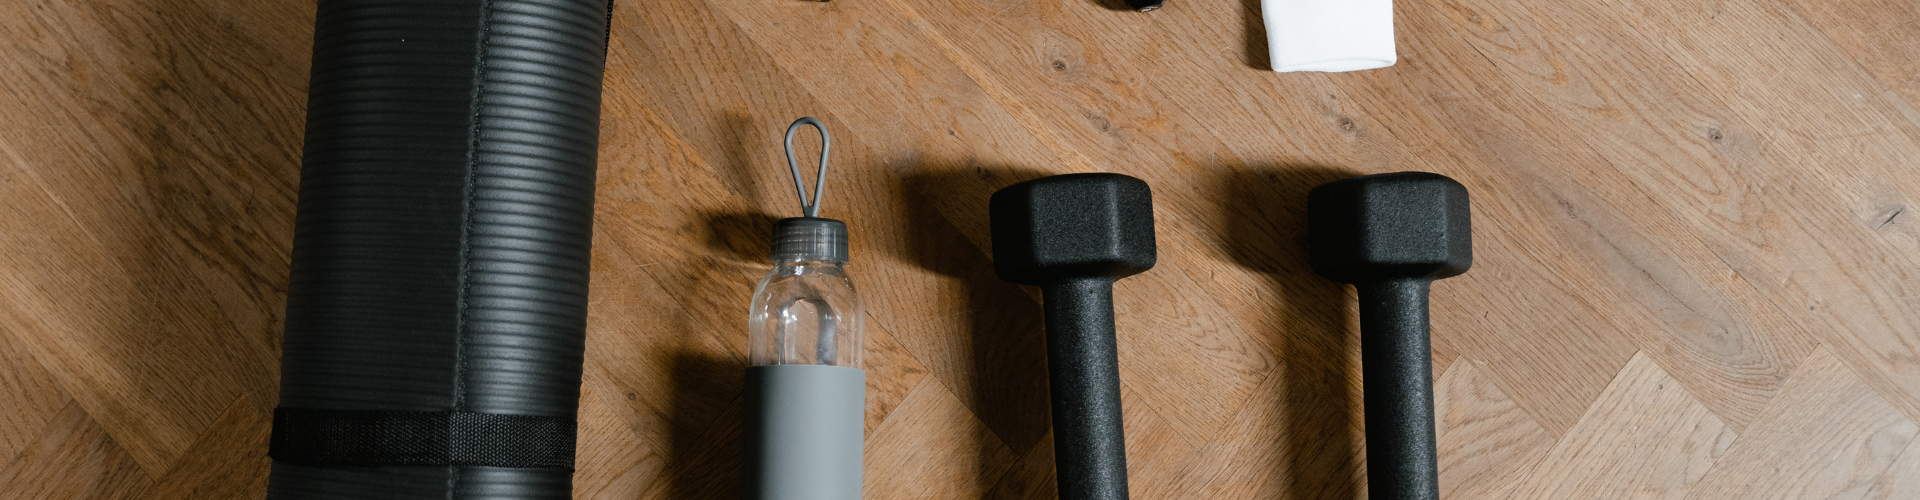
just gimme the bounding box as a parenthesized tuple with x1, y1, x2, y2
(1434, 358, 1555, 500)
(573, 370, 660, 500)
(147, 396, 273, 499)
(1775, 0, 1920, 112)
(863, 378, 1020, 499)
(1864, 436, 1920, 499)
(1502, 352, 1735, 499)
(0, 310, 70, 463)
(0, 0, 304, 473)
(0, 143, 277, 474)
(0, 402, 153, 499)
(1596, 0, 1920, 428)
(580, 240, 748, 479)
(1403, 0, 1829, 431)
(1682, 346, 1918, 499)
(1148, 326, 1367, 498)
(638, 398, 749, 500)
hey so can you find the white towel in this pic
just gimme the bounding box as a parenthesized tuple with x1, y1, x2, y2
(1263, 0, 1397, 72)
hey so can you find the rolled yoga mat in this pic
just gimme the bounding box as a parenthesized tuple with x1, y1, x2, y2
(267, 0, 611, 498)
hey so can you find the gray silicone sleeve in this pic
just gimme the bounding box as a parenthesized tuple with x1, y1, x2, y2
(743, 364, 867, 500)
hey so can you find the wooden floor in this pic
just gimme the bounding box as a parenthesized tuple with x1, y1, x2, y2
(4, 0, 1920, 497)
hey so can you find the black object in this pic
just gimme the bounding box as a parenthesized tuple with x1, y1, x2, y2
(1308, 172, 1472, 500)
(990, 173, 1156, 500)
(268, 0, 611, 498)
(1126, 0, 1164, 12)
(269, 409, 575, 468)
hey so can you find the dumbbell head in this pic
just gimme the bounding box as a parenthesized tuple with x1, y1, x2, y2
(1309, 172, 1472, 284)
(991, 173, 1157, 286)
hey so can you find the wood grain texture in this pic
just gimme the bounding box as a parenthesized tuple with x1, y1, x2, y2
(1433, 359, 1553, 500)
(1502, 353, 1734, 499)
(3, 0, 1919, 496)
(0, 403, 153, 500)
(1867, 437, 1920, 499)
(1683, 346, 1917, 499)
(863, 378, 1019, 498)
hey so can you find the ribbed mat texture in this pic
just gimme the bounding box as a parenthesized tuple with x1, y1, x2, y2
(270, 0, 610, 497)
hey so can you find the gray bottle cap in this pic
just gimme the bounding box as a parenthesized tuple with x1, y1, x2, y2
(771, 217, 848, 263)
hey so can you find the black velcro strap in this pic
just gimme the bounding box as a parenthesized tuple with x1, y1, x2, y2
(269, 408, 576, 469)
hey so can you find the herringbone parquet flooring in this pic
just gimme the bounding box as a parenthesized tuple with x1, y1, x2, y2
(4, 0, 1920, 497)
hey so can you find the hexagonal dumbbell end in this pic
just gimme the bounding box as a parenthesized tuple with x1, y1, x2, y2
(989, 172, 1155, 500)
(1309, 171, 1472, 500)
(1309, 171, 1472, 285)
(990, 173, 1157, 286)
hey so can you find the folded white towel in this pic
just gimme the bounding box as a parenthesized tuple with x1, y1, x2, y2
(1263, 0, 1397, 72)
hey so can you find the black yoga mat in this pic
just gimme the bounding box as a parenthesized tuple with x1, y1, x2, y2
(267, 0, 610, 497)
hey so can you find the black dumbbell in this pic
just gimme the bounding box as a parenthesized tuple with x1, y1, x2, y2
(1309, 172, 1472, 500)
(991, 173, 1156, 500)
(1126, 0, 1164, 12)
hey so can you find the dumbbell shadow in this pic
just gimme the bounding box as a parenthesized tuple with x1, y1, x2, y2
(899, 167, 1057, 480)
(1213, 165, 1369, 499)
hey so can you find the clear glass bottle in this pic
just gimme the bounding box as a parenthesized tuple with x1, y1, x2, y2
(748, 253, 863, 368)
(742, 117, 866, 500)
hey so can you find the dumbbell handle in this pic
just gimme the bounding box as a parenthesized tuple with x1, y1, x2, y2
(1041, 278, 1131, 500)
(1357, 278, 1441, 500)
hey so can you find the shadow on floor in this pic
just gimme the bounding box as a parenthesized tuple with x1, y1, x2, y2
(1242, 0, 1272, 70)
(656, 352, 749, 499)
(700, 210, 779, 264)
(899, 165, 1057, 490)
(1213, 164, 1367, 499)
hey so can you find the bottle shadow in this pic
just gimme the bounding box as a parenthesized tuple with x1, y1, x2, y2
(700, 211, 779, 264)
(1212, 164, 1367, 499)
(657, 351, 749, 499)
(644, 211, 772, 499)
